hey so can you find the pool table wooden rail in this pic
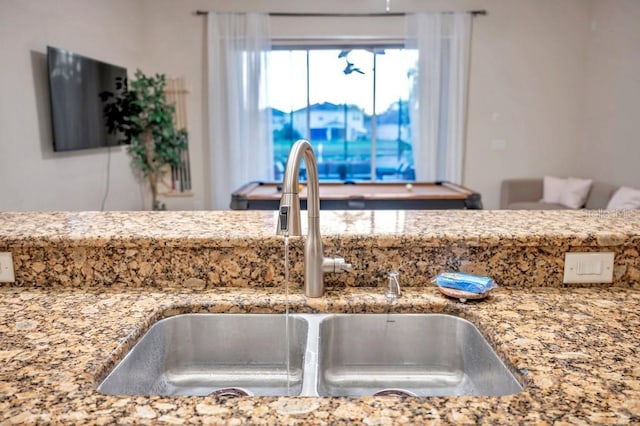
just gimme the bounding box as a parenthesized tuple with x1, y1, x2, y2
(230, 181, 482, 210)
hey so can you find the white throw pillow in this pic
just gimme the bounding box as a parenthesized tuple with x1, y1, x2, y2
(559, 177, 593, 209)
(542, 176, 566, 204)
(606, 186, 640, 210)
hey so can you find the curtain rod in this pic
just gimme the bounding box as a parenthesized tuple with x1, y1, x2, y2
(195, 10, 487, 17)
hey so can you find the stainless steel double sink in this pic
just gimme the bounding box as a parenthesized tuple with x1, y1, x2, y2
(97, 313, 523, 397)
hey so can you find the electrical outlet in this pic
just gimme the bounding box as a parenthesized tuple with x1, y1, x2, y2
(563, 252, 614, 284)
(0, 252, 15, 282)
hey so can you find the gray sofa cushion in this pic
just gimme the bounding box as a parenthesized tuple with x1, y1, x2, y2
(584, 182, 619, 209)
(507, 201, 568, 210)
(501, 178, 620, 210)
(500, 178, 543, 209)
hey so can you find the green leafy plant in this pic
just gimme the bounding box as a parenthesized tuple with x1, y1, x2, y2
(100, 70, 187, 210)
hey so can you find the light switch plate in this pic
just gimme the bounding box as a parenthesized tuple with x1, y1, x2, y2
(563, 252, 614, 284)
(490, 139, 507, 151)
(0, 252, 15, 282)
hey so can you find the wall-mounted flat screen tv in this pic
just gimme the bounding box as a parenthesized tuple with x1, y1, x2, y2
(47, 46, 127, 152)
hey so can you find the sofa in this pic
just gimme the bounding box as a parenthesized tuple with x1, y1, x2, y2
(500, 178, 619, 210)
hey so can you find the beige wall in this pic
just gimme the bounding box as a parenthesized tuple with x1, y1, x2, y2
(469, 0, 640, 207)
(579, 0, 640, 187)
(466, 0, 592, 208)
(0, 0, 148, 211)
(1, 0, 636, 211)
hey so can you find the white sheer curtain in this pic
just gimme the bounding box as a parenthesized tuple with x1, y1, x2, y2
(406, 13, 471, 183)
(207, 13, 272, 209)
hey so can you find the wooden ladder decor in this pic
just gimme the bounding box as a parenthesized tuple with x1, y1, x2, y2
(162, 77, 192, 194)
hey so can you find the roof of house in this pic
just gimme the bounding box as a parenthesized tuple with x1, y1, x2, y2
(269, 107, 286, 117)
(293, 102, 362, 114)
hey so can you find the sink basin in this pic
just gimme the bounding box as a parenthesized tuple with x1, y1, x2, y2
(317, 314, 522, 397)
(98, 314, 308, 396)
(98, 313, 522, 397)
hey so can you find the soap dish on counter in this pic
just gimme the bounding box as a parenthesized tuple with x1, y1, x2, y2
(437, 286, 490, 303)
(433, 272, 496, 303)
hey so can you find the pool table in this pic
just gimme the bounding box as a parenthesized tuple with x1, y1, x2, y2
(230, 181, 482, 210)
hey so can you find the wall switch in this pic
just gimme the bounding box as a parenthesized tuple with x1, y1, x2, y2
(563, 252, 614, 284)
(491, 139, 507, 151)
(0, 252, 15, 283)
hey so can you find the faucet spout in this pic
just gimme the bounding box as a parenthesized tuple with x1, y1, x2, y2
(277, 139, 350, 297)
(276, 140, 319, 237)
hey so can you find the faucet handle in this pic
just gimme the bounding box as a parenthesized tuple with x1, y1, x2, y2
(277, 206, 289, 234)
(322, 257, 352, 273)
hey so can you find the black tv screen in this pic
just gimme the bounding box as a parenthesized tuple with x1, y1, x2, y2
(47, 46, 127, 151)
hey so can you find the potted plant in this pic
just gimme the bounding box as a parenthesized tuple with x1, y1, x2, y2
(101, 70, 187, 210)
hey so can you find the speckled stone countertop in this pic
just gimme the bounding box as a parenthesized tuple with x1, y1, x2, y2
(0, 210, 639, 424)
(0, 286, 638, 424)
(1, 210, 638, 246)
(1, 210, 639, 289)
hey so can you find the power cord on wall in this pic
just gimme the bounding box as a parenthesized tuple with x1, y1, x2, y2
(100, 146, 111, 211)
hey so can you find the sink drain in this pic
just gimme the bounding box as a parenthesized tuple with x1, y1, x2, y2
(208, 387, 252, 397)
(373, 388, 417, 397)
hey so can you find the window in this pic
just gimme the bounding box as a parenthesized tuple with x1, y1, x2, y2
(268, 47, 418, 182)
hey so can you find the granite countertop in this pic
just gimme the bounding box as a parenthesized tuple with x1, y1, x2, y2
(1, 210, 639, 247)
(2, 209, 639, 290)
(0, 209, 638, 423)
(1, 285, 638, 424)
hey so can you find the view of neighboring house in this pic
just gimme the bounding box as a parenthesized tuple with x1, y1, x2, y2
(274, 101, 411, 145)
(291, 102, 366, 142)
(271, 100, 414, 181)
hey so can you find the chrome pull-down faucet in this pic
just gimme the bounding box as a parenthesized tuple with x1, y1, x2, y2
(276, 139, 351, 297)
